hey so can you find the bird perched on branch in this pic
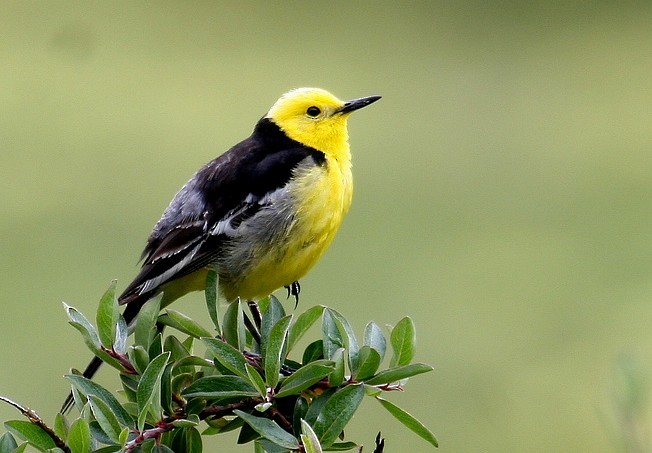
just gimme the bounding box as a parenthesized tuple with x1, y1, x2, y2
(61, 87, 380, 413)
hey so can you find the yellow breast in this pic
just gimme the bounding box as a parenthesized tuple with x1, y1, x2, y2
(230, 153, 352, 301)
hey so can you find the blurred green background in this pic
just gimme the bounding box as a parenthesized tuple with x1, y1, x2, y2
(2, 1, 652, 451)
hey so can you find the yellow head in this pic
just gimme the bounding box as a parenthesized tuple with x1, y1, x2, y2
(266, 88, 381, 157)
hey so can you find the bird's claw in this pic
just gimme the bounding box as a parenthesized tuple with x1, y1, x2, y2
(284, 281, 301, 308)
(373, 432, 385, 453)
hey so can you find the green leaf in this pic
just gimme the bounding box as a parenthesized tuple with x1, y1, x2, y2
(264, 315, 293, 388)
(170, 373, 194, 399)
(88, 395, 123, 443)
(256, 295, 272, 317)
(364, 363, 433, 385)
(65, 375, 133, 426)
(328, 348, 345, 387)
(158, 308, 212, 338)
(302, 340, 324, 364)
(120, 373, 139, 399)
(352, 346, 382, 381)
(255, 402, 272, 413)
(246, 363, 268, 398)
(172, 427, 202, 453)
(288, 398, 306, 439)
(0, 432, 18, 452)
(326, 441, 359, 451)
(238, 416, 265, 444)
(70, 386, 86, 413)
(276, 360, 335, 398)
(135, 295, 162, 349)
(261, 297, 286, 353)
(182, 335, 195, 352)
(182, 375, 259, 398)
(89, 420, 118, 446)
(164, 335, 191, 362)
(160, 361, 174, 423)
(363, 321, 386, 362)
(389, 316, 416, 367)
(376, 397, 438, 447)
(223, 301, 246, 350)
(114, 315, 128, 355)
(363, 385, 382, 397)
(321, 310, 343, 361)
(118, 426, 130, 446)
(159, 310, 212, 338)
(53, 413, 68, 444)
(300, 419, 322, 453)
(203, 416, 244, 435)
(96, 280, 119, 349)
(313, 384, 365, 447)
(4, 420, 56, 451)
(328, 309, 360, 374)
(64, 303, 100, 349)
(303, 389, 335, 426)
(136, 352, 171, 431)
(127, 345, 150, 375)
(173, 356, 214, 370)
(148, 332, 163, 360)
(89, 447, 121, 453)
(288, 305, 324, 353)
(255, 438, 292, 453)
(171, 415, 200, 428)
(67, 418, 92, 453)
(202, 337, 248, 380)
(233, 410, 299, 450)
(204, 266, 221, 334)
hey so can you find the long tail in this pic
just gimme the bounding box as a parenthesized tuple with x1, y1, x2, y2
(60, 295, 150, 413)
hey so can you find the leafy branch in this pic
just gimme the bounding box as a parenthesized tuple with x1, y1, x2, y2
(1, 273, 437, 452)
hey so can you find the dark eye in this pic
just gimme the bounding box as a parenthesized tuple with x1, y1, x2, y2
(306, 106, 321, 117)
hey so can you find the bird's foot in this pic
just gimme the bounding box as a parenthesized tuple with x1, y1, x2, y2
(373, 432, 385, 453)
(285, 281, 301, 308)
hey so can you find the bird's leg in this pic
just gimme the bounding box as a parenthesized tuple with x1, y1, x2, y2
(247, 300, 262, 330)
(284, 281, 301, 308)
(243, 303, 261, 346)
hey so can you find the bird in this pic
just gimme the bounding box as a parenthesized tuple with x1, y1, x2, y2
(61, 87, 380, 413)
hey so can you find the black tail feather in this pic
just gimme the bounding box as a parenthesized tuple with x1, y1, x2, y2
(60, 356, 103, 413)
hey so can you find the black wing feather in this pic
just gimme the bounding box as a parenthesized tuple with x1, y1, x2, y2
(119, 118, 325, 304)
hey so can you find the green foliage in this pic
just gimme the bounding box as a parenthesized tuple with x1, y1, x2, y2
(0, 282, 437, 452)
(3, 421, 56, 452)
